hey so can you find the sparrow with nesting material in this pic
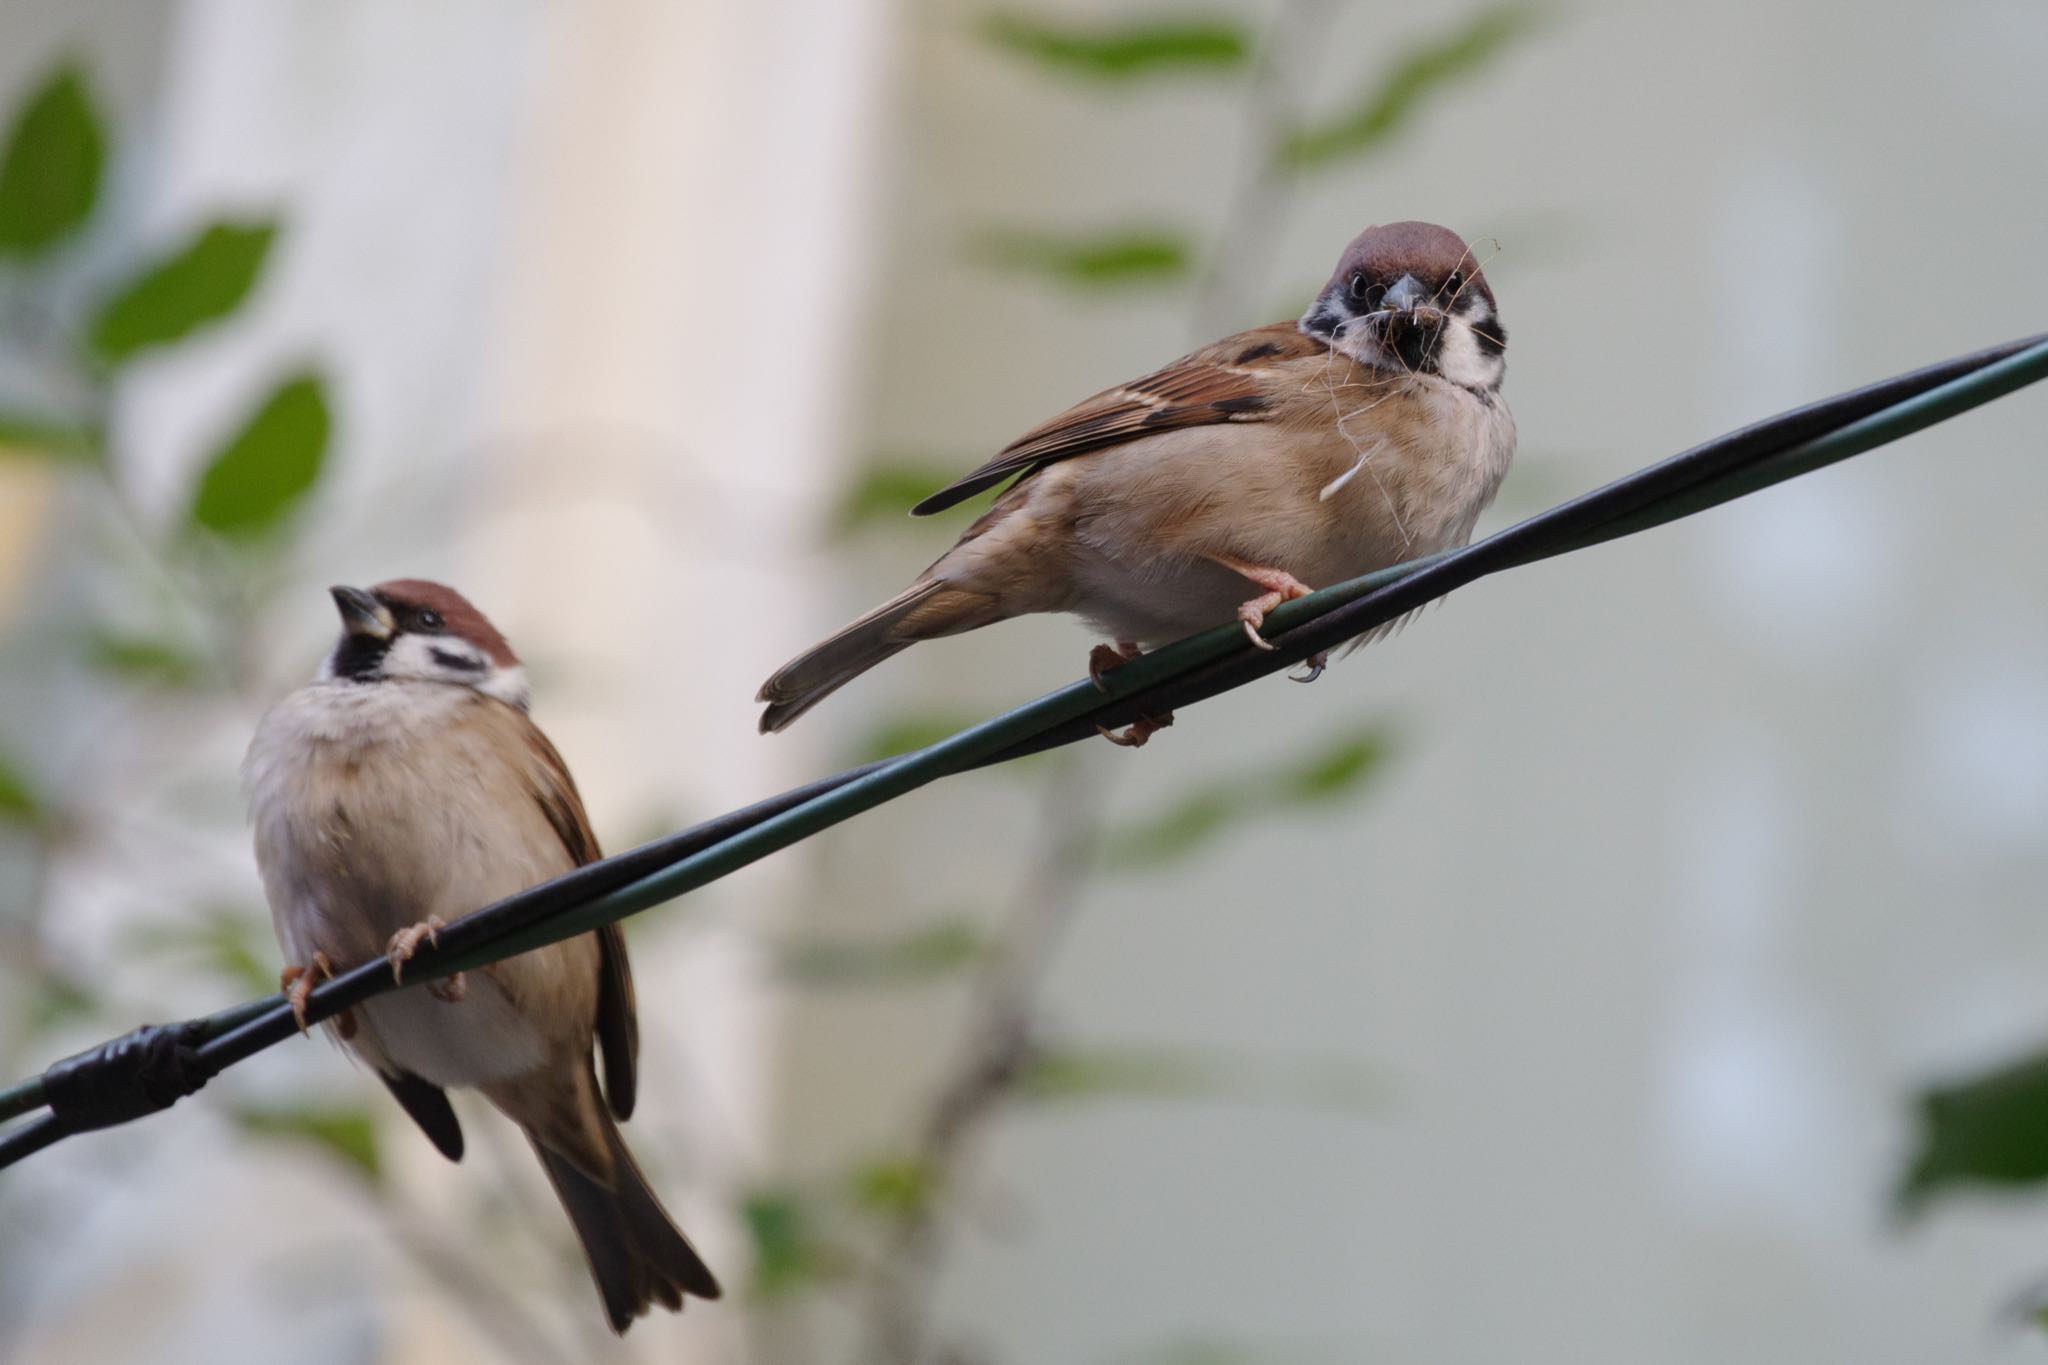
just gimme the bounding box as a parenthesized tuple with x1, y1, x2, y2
(757, 220, 1515, 743)
(244, 580, 719, 1332)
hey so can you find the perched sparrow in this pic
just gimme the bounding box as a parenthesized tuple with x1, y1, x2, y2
(243, 580, 719, 1331)
(758, 220, 1515, 742)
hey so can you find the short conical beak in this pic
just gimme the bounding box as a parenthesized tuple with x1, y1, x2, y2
(1383, 273, 1427, 313)
(329, 585, 394, 640)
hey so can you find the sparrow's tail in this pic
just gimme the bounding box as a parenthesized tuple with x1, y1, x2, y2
(756, 577, 999, 733)
(532, 1111, 721, 1334)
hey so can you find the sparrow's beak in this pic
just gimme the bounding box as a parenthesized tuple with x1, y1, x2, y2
(1382, 273, 1427, 314)
(329, 585, 394, 640)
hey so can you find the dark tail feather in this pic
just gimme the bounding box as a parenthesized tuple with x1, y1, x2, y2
(756, 578, 996, 733)
(532, 1115, 720, 1333)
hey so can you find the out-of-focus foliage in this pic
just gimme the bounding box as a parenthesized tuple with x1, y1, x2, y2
(0, 753, 42, 827)
(1284, 5, 1543, 169)
(775, 918, 984, 987)
(744, 1189, 851, 1299)
(832, 458, 964, 534)
(971, 226, 1192, 288)
(1898, 1049, 2048, 1215)
(231, 1104, 383, 1183)
(89, 221, 278, 362)
(979, 11, 1250, 80)
(187, 372, 333, 538)
(0, 64, 102, 256)
(1104, 724, 1395, 867)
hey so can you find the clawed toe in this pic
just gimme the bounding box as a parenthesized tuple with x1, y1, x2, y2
(281, 951, 337, 1034)
(1096, 711, 1174, 748)
(1291, 651, 1329, 683)
(1088, 640, 1146, 691)
(387, 916, 447, 985)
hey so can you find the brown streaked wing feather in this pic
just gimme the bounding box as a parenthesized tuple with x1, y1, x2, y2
(521, 720, 640, 1119)
(910, 323, 1323, 516)
(379, 1068, 464, 1161)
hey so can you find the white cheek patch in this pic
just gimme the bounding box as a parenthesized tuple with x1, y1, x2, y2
(479, 665, 531, 710)
(1434, 317, 1505, 391)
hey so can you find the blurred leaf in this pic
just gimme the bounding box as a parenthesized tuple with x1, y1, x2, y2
(1017, 1046, 1221, 1103)
(127, 907, 278, 996)
(850, 712, 987, 764)
(84, 630, 206, 688)
(89, 220, 278, 363)
(848, 1156, 935, 1219)
(0, 751, 43, 827)
(233, 1104, 382, 1182)
(187, 371, 331, 538)
(742, 1190, 847, 1298)
(980, 11, 1249, 79)
(776, 919, 982, 988)
(0, 412, 98, 463)
(1284, 5, 1542, 169)
(832, 459, 958, 533)
(27, 972, 100, 1033)
(1898, 1050, 2048, 1216)
(1281, 729, 1392, 802)
(0, 64, 104, 256)
(972, 227, 1191, 288)
(1105, 723, 1396, 869)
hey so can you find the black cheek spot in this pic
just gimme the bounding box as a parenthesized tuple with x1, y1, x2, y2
(1209, 395, 1268, 416)
(1470, 316, 1507, 357)
(331, 635, 390, 682)
(1234, 341, 1285, 363)
(430, 648, 486, 673)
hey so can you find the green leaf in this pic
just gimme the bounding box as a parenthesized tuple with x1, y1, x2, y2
(742, 1190, 847, 1298)
(1898, 1049, 2048, 1216)
(89, 221, 278, 363)
(27, 972, 100, 1033)
(850, 712, 987, 764)
(981, 12, 1250, 79)
(0, 751, 43, 827)
(187, 371, 331, 538)
(1284, 5, 1542, 169)
(848, 1156, 935, 1219)
(831, 459, 959, 533)
(775, 919, 982, 987)
(1280, 729, 1393, 802)
(972, 227, 1191, 289)
(1105, 722, 1396, 869)
(84, 630, 206, 688)
(0, 412, 98, 463)
(126, 906, 278, 997)
(0, 64, 105, 256)
(1016, 1046, 1221, 1103)
(233, 1104, 382, 1183)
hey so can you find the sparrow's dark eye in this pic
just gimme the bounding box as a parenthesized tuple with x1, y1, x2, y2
(1443, 270, 1465, 297)
(416, 609, 444, 632)
(1348, 274, 1386, 310)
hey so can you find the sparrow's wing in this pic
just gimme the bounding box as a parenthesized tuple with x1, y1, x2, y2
(522, 721, 641, 1121)
(380, 1068, 464, 1161)
(911, 323, 1322, 516)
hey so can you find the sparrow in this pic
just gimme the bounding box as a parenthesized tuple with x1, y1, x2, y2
(757, 220, 1515, 743)
(243, 579, 720, 1331)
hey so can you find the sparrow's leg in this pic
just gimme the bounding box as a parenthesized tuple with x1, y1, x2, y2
(1202, 555, 1315, 652)
(1088, 640, 1145, 690)
(1089, 640, 1174, 745)
(387, 916, 467, 1002)
(1292, 651, 1330, 684)
(1096, 713, 1173, 748)
(280, 951, 354, 1038)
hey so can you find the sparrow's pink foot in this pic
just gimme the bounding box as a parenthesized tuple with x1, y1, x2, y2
(1292, 651, 1330, 684)
(281, 951, 354, 1038)
(1088, 639, 1145, 691)
(1204, 555, 1315, 651)
(1096, 712, 1174, 748)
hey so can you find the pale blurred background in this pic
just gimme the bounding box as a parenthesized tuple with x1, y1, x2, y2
(3, 1, 2048, 1363)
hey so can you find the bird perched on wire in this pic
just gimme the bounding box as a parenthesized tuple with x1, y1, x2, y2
(757, 220, 1515, 744)
(243, 580, 720, 1332)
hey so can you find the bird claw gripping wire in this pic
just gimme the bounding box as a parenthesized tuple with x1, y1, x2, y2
(41, 1019, 220, 1133)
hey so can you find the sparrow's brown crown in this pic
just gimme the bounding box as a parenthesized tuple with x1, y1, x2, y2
(1326, 221, 1494, 312)
(370, 579, 520, 667)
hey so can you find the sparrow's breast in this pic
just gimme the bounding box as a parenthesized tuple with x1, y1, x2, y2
(245, 682, 597, 1086)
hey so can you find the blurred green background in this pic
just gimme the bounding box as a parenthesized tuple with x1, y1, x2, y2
(3, 1, 2048, 1363)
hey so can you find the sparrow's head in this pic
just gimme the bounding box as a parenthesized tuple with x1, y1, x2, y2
(319, 579, 529, 709)
(1300, 221, 1505, 392)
